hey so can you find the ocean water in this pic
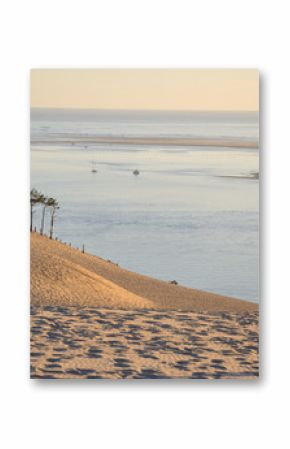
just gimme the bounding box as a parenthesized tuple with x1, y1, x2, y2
(31, 109, 259, 302)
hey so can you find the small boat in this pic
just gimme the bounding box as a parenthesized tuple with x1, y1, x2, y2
(91, 161, 97, 173)
(133, 169, 140, 176)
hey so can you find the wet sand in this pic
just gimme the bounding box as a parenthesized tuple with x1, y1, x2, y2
(31, 135, 258, 148)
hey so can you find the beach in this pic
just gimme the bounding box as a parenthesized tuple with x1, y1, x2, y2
(31, 233, 259, 379)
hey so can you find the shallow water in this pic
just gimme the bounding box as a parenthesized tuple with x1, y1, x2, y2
(31, 109, 259, 302)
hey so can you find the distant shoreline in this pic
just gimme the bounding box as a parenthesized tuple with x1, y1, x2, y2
(30, 136, 259, 149)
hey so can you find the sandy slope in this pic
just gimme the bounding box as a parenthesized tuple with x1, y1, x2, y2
(31, 233, 257, 313)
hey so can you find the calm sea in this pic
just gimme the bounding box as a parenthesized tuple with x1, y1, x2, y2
(31, 109, 259, 302)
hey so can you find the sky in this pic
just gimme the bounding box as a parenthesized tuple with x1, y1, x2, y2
(31, 69, 259, 111)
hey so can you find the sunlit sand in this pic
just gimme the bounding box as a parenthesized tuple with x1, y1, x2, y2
(31, 233, 258, 379)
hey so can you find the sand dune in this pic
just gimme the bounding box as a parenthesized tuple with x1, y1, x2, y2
(31, 235, 153, 309)
(31, 233, 257, 313)
(31, 233, 259, 379)
(31, 305, 259, 379)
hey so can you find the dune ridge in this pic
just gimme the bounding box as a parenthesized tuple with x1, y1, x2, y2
(31, 233, 258, 313)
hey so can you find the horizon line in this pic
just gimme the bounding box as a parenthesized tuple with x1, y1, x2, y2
(31, 107, 259, 113)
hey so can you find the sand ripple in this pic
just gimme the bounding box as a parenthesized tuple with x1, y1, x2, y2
(31, 306, 259, 380)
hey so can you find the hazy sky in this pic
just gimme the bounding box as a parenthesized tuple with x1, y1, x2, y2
(31, 69, 259, 111)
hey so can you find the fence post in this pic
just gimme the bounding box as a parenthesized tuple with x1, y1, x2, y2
(82, 244, 85, 253)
